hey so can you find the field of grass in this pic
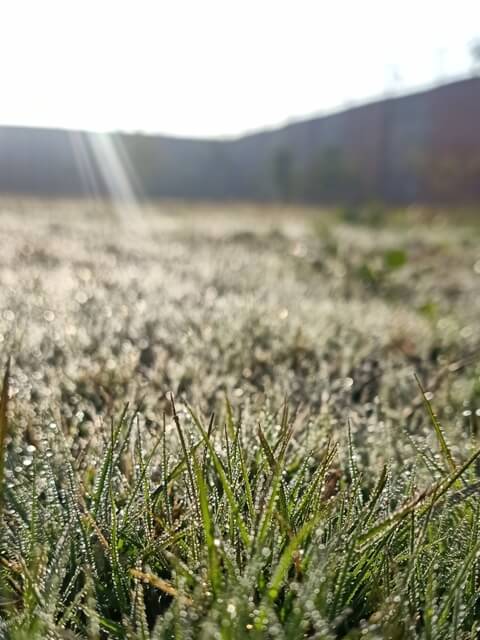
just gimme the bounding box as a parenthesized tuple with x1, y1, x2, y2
(1, 199, 480, 639)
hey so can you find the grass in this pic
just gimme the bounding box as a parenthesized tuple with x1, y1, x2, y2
(1, 199, 480, 638)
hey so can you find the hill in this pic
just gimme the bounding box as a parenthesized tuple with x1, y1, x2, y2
(1, 77, 479, 204)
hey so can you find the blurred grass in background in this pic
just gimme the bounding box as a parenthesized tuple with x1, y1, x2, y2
(1, 199, 480, 638)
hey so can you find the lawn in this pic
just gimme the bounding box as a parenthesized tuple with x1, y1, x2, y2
(1, 199, 480, 639)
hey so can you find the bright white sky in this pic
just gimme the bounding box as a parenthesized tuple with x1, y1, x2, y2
(1, 0, 478, 138)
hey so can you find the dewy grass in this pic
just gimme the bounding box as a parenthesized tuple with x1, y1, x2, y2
(0, 358, 10, 522)
(1, 392, 480, 639)
(1, 201, 480, 638)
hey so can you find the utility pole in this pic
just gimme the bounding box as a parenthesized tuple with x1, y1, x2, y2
(471, 39, 480, 75)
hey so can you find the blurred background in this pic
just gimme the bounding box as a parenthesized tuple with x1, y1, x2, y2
(1, 0, 479, 207)
(2, 0, 480, 425)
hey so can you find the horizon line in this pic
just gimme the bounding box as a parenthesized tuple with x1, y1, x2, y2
(0, 73, 477, 143)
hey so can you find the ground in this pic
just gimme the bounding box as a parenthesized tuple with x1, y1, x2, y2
(1, 199, 480, 639)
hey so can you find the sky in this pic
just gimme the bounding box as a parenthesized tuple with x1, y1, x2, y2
(1, 0, 478, 138)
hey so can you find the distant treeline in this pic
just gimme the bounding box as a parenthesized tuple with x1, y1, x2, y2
(1, 77, 479, 205)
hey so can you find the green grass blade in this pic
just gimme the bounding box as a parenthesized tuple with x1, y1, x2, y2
(268, 516, 318, 601)
(187, 403, 251, 548)
(193, 456, 221, 595)
(415, 373, 456, 474)
(0, 357, 10, 522)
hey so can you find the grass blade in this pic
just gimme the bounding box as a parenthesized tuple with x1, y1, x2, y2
(0, 357, 10, 522)
(415, 374, 456, 474)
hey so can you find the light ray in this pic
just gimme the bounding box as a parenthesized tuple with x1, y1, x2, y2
(86, 132, 148, 228)
(68, 130, 103, 203)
